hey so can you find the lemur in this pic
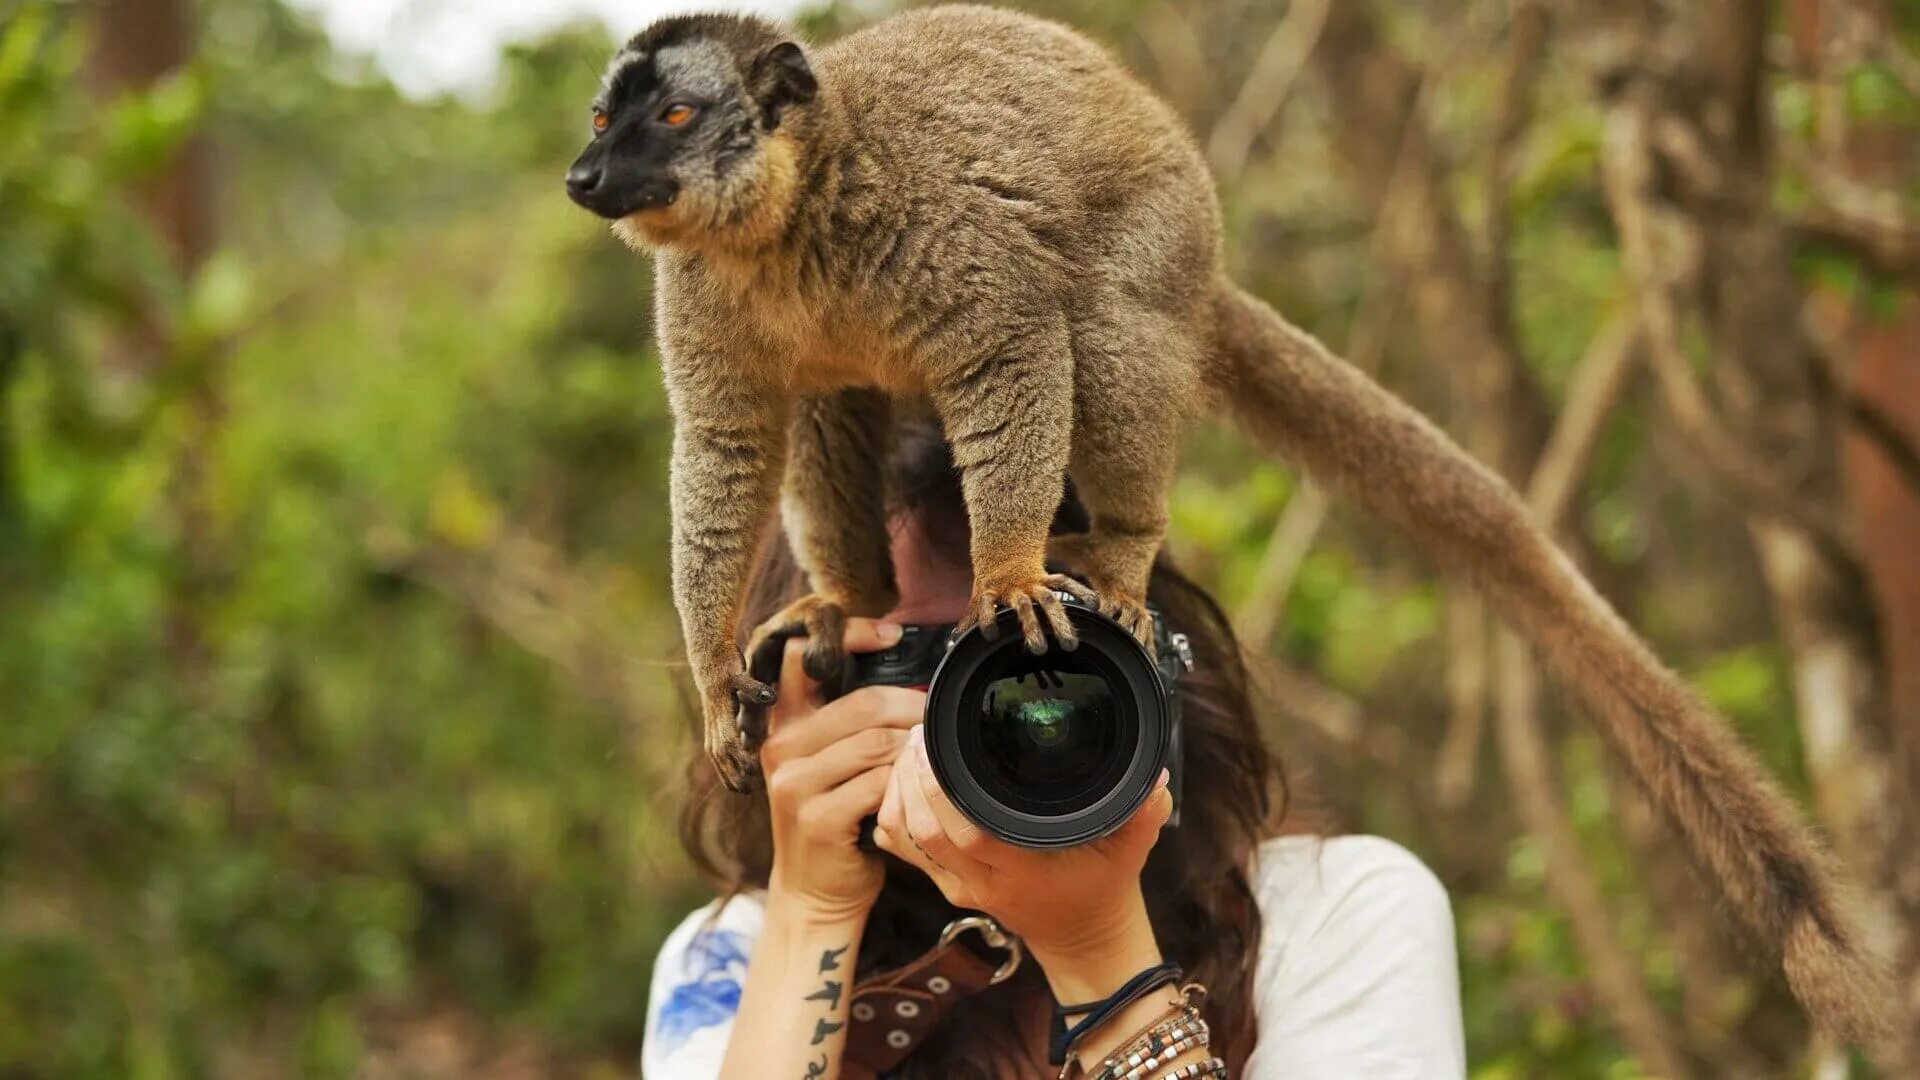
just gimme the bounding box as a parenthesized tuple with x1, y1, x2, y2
(564, 6, 1890, 1048)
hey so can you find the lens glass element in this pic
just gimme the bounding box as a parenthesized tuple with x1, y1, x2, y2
(959, 647, 1136, 818)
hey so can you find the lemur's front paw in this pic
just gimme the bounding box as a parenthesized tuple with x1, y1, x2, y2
(703, 671, 777, 793)
(960, 573, 1098, 654)
(1088, 587, 1156, 656)
(1044, 534, 1156, 656)
(744, 594, 852, 690)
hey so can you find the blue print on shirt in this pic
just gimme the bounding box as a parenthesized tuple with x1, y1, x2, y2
(654, 926, 751, 1057)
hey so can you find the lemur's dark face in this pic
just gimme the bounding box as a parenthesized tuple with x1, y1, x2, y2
(566, 31, 815, 227)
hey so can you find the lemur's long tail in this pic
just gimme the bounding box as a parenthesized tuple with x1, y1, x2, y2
(1209, 280, 1894, 1051)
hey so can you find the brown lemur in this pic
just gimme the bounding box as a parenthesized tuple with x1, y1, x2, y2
(565, 7, 1890, 1046)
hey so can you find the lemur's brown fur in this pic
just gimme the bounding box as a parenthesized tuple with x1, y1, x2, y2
(568, 6, 1892, 1046)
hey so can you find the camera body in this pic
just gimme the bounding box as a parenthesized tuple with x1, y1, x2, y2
(834, 593, 1191, 849)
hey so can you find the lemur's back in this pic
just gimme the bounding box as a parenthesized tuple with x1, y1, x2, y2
(818, 6, 1219, 285)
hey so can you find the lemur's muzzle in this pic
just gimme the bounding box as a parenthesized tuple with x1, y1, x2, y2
(564, 159, 680, 219)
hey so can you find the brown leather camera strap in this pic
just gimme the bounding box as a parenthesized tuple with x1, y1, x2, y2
(841, 915, 1023, 1080)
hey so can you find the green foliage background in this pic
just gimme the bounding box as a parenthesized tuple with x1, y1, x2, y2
(2, 0, 1914, 1076)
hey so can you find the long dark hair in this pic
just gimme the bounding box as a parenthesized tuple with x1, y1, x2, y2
(676, 422, 1288, 1077)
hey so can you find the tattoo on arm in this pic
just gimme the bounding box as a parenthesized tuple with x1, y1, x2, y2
(798, 943, 851, 1076)
(810, 1017, 844, 1046)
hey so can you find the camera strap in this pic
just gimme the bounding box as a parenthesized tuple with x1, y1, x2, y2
(841, 915, 1023, 1080)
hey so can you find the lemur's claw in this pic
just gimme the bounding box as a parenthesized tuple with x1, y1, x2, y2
(962, 574, 1088, 654)
(1092, 591, 1156, 657)
(729, 671, 777, 707)
(705, 693, 763, 794)
(692, 661, 777, 794)
(709, 739, 760, 794)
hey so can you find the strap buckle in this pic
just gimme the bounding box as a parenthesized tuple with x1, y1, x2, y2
(937, 914, 1023, 984)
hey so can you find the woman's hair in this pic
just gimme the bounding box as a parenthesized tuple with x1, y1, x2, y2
(676, 421, 1289, 1077)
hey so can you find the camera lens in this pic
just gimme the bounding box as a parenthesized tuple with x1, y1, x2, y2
(924, 600, 1171, 848)
(966, 651, 1132, 819)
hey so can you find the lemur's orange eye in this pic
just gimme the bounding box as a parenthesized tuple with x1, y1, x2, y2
(591, 109, 609, 133)
(662, 103, 695, 127)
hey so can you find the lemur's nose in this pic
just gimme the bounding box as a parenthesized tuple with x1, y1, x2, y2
(566, 163, 605, 199)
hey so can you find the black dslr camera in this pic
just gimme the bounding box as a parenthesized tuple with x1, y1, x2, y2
(833, 592, 1192, 849)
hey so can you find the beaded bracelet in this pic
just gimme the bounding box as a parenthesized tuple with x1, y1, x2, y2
(1059, 1004, 1188, 1080)
(1160, 1059, 1227, 1080)
(1096, 1010, 1208, 1080)
(1118, 1023, 1209, 1080)
(1091, 983, 1212, 1080)
(1061, 982, 1214, 1080)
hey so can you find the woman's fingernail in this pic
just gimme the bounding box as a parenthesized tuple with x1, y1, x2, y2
(876, 622, 903, 645)
(908, 724, 924, 747)
(1155, 768, 1170, 790)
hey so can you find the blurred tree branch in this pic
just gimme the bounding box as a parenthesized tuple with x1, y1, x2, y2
(1524, 311, 1643, 529)
(1481, 0, 1549, 333)
(1134, 1, 1208, 118)
(1601, 93, 1859, 566)
(1793, 203, 1920, 278)
(398, 524, 684, 796)
(1304, 7, 1695, 1068)
(1205, 0, 1330, 184)
(1597, 1, 1916, 1066)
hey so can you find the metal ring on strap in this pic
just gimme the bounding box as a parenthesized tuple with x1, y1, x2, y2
(937, 914, 1024, 984)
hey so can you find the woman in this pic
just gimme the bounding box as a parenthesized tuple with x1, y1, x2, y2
(643, 426, 1464, 1078)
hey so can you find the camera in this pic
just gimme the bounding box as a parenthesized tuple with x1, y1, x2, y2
(834, 592, 1191, 849)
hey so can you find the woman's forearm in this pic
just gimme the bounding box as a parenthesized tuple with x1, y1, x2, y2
(718, 890, 867, 1080)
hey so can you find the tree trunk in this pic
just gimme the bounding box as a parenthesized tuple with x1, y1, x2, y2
(88, 0, 219, 672)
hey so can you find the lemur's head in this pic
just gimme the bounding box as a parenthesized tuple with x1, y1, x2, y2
(566, 15, 817, 250)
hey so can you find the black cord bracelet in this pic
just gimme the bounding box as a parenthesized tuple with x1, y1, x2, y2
(1048, 961, 1184, 1065)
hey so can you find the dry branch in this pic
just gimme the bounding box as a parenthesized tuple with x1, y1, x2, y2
(1434, 591, 1490, 810)
(1135, 1, 1208, 119)
(1481, 0, 1549, 326)
(397, 526, 683, 794)
(1793, 202, 1920, 279)
(1602, 97, 1858, 565)
(1527, 309, 1642, 526)
(1314, 0, 1553, 464)
(1491, 633, 1694, 1079)
(1206, 0, 1332, 184)
(1236, 481, 1330, 654)
(1480, 303, 1690, 1073)
(1872, 25, 1920, 103)
(1311, 10, 1692, 1067)
(1259, 659, 1412, 774)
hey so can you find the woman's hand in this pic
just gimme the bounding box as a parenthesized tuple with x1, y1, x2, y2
(760, 618, 926, 922)
(870, 725, 1174, 973)
(713, 619, 920, 1080)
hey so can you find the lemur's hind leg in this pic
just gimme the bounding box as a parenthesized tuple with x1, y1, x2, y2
(1050, 310, 1194, 652)
(931, 317, 1095, 654)
(743, 389, 899, 707)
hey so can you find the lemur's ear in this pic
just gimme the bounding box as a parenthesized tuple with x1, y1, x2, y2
(749, 41, 816, 129)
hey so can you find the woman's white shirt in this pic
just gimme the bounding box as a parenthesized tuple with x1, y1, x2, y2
(642, 834, 1465, 1079)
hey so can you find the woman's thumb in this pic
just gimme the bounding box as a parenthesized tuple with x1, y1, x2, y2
(1109, 769, 1174, 850)
(842, 618, 905, 654)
